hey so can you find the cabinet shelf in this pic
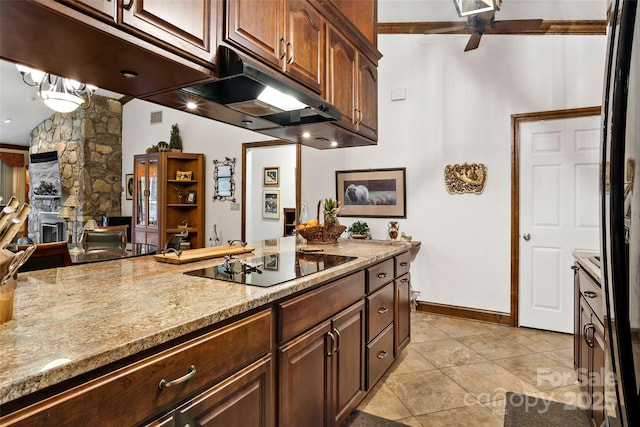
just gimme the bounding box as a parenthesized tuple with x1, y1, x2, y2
(133, 152, 205, 249)
(168, 179, 198, 184)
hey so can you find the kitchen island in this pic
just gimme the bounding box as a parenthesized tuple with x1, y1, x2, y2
(0, 237, 416, 426)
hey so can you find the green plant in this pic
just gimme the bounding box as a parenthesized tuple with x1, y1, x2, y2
(323, 198, 340, 215)
(169, 123, 183, 150)
(348, 220, 369, 234)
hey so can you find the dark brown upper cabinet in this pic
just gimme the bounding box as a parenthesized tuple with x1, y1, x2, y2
(224, 0, 324, 95)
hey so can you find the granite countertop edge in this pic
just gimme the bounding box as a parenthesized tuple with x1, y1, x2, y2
(0, 238, 415, 405)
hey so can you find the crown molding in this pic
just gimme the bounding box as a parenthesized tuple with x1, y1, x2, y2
(378, 20, 606, 35)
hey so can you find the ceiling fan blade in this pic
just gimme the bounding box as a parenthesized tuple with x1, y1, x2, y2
(424, 24, 469, 35)
(464, 32, 482, 51)
(492, 19, 543, 31)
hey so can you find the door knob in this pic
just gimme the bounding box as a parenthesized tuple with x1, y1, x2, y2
(523, 233, 531, 241)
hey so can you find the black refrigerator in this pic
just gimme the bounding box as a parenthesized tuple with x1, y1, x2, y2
(601, 1, 640, 426)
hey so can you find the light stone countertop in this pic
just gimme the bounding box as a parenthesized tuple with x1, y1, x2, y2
(572, 249, 601, 284)
(0, 237, 416, 405)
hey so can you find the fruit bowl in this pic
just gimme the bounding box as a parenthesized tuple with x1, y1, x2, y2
(298, 225, 347, 244)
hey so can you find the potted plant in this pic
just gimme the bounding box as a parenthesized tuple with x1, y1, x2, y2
(323, 198, 341, 227)
(169, 123, 183, 152)
(348, 220, 370, 239)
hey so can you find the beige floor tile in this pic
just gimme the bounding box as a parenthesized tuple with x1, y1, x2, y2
(459, 333, 535, 359)
(499, 328, 573, 352)
(395, 416, 422, 426)
(410, 319, 450, 343)
(428, 316, 501, 338)
(387, 346, 437, 375)
(493, 352, 577, 390)
(358, 383, 413, 420)
(384, 370, 475, 416)
(537, 383, 590, 410)
(410, 339, 487, 368)
(415, 404, 504, 427)
(542, 347, 575, 369)
(483, 398, 507, 418)
(441, 361, 540, 403)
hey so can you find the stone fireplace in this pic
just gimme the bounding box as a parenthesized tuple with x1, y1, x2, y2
(38, 212, 67, 243)
(27, 95, 123, 243)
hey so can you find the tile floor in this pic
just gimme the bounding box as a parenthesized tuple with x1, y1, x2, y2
(357, 312, 586, 426)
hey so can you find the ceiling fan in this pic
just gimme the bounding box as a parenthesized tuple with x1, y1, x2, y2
(426, 0, 543, 52)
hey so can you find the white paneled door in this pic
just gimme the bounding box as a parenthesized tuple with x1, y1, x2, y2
(519, 115, 600, 333)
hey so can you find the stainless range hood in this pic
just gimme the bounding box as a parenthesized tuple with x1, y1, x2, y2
(181, 46, 340, 128)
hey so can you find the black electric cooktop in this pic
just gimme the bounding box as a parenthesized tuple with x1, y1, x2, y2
(184, 251, 357, 287)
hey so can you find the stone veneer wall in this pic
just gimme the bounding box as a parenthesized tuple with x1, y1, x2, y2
(28, 95, 122, 242)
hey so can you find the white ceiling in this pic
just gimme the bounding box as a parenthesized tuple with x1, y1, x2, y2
(0, 0, 606, 147)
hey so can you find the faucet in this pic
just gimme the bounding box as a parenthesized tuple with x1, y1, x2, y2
(227, 239, 247, 247)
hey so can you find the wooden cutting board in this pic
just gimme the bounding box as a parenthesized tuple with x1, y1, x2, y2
(153, 245, 255, 264)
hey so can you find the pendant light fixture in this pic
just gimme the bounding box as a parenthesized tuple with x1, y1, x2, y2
(16, 64, 97, 113)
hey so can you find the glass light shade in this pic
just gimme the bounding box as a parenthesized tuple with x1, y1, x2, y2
(58, 206, 73, 219)
(40, 90, 85, 113)
(64, 194, 80, 208)
(84, 219, 99, 231)
(258, 86, 307, 112)
(453, 0, 494, 17)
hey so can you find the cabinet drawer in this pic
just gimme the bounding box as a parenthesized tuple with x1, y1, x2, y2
(367, 323, 394, 389)
(395, 251, 411, 277)
(578, 269, 603, 322)
(366, 259, 394, 293)
(367, 282, 394, 341)
(279, 271, 365, 343)
(3, 309, 273, 427)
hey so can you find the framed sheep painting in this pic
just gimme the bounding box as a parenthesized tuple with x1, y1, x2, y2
(335, 168, 407, 218)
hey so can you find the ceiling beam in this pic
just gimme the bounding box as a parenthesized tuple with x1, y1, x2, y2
(378, 20, 606, 35)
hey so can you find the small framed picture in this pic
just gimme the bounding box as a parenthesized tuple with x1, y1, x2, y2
(263, 254, 279, 271)
(262, 190, 280, 219)
(176, 170, 193, 181)
(125, 174, 134, 200)
(186, 190, 197, 204)
(263, 167, 279, 186)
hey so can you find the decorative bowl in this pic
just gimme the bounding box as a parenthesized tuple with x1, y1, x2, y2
(298, 225, 347, 244)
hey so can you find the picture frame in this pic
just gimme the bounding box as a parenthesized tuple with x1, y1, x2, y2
(125, 174, 134, 200)
(263, 254, 279, 271)
(336, 168, 407, 218)
(186, 190, 197, 204)
(263, 166, 279, 186)
(262, 190, 280, 219)
(263, 238, 280, 249)
(176, 170, 193, 181)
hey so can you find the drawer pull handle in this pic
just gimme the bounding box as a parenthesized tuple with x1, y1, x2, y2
(377, 272, 388, 279)
(159, 365, 196, 389)
(377, 350, 388, 360)
(378, 307, 389, 314)
(571, 265, 579, 271)
(400, 278, 409, 284)
(399, 262, 408, 267)
(583, 291, 597, 299)
(327, 331, 336, 357)
(123, 0, 134, 10)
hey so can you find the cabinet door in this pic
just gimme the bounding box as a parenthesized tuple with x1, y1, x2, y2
(326, 26, 357, 131)
(279, 320, 332, 427)
(331, 300, 365, 426)
(176, 356, 274, 427)
(578, 297, 591, 388)
(395, 273, 411, 356)
(357, 55, 378, 140)
(56, 0, 115, 21)
(121, 0, 216, 63)
(225, 0, 281, 68)
(283, 0, 324, 94)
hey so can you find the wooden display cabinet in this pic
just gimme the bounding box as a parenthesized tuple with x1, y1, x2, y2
(283, 208, 296, 237)
(133, 152, 205, 250)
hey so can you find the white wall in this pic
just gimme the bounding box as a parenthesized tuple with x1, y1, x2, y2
(246, 145, 297, 242)
(122, 32, 606, 315)
(302, 33, 606, 314)
(121, 99, 275, 246)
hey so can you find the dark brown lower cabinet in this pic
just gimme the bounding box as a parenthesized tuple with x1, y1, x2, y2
(395, 272, 411, 356)
(279, 300, 365, 427)
(174, 355, 274, 427)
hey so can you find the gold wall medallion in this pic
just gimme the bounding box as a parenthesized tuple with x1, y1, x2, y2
(444, 163, 487, 194)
